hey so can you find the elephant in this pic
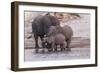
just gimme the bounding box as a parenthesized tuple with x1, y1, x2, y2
(44, 33, 67, 52)
(44, 25, 73, 51)
(28, 14, 60, 53)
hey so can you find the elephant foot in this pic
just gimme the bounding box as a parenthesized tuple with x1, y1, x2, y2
(66, 48, 71, 51)
(61, 48, 65, 51)
(41, 49, 45, 53)
(35, 49, 39, 53)
(63, 48, 66, 51)
(35, 45, 39, 48)
(48, 49, 53, 52)
(35, 45, 40, 53)
(54, 48, 57, 52)
(42, 42, 46, 48)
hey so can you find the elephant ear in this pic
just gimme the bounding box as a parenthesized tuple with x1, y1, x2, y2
(48, 26, 57, 36)
(49, 15, 60, 26)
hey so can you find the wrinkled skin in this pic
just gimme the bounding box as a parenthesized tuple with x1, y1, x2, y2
(31, 15, 60, 53)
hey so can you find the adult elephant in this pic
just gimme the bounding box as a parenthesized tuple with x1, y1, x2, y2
(28, 14, 60, 53)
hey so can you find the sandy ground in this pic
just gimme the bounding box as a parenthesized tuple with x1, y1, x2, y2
(24, 48, 90, 61)
(24, 12, 90, 62)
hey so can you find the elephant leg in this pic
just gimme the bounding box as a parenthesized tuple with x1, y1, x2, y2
(54, 44, 57, 52)
(34, 34, 39, 53)
(40, 36, 45, 53)
(60, 44, 64, 51)
(48, 43, 54, 52)
(66, 39, 71, 51)
(40, 36, 44, 48)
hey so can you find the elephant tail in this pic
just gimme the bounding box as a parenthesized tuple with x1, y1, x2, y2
(27, 35, 32, 39)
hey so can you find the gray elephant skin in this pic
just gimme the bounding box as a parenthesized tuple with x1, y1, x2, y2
(45, 25, 73, 51)
(28, 14, 60, 53)
(45, 33, 67, 52)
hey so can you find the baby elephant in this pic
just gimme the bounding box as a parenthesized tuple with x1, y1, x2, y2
(44, 33, 67, 52)
(47, 25, 73, 51)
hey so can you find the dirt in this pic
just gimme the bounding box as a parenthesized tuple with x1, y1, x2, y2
(24, 48, 90, 61)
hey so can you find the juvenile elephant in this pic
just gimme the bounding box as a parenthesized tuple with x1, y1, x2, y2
(44, 33, 67, 52)
(28, 14, 60, 53)
(46, 25, 73, 51)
